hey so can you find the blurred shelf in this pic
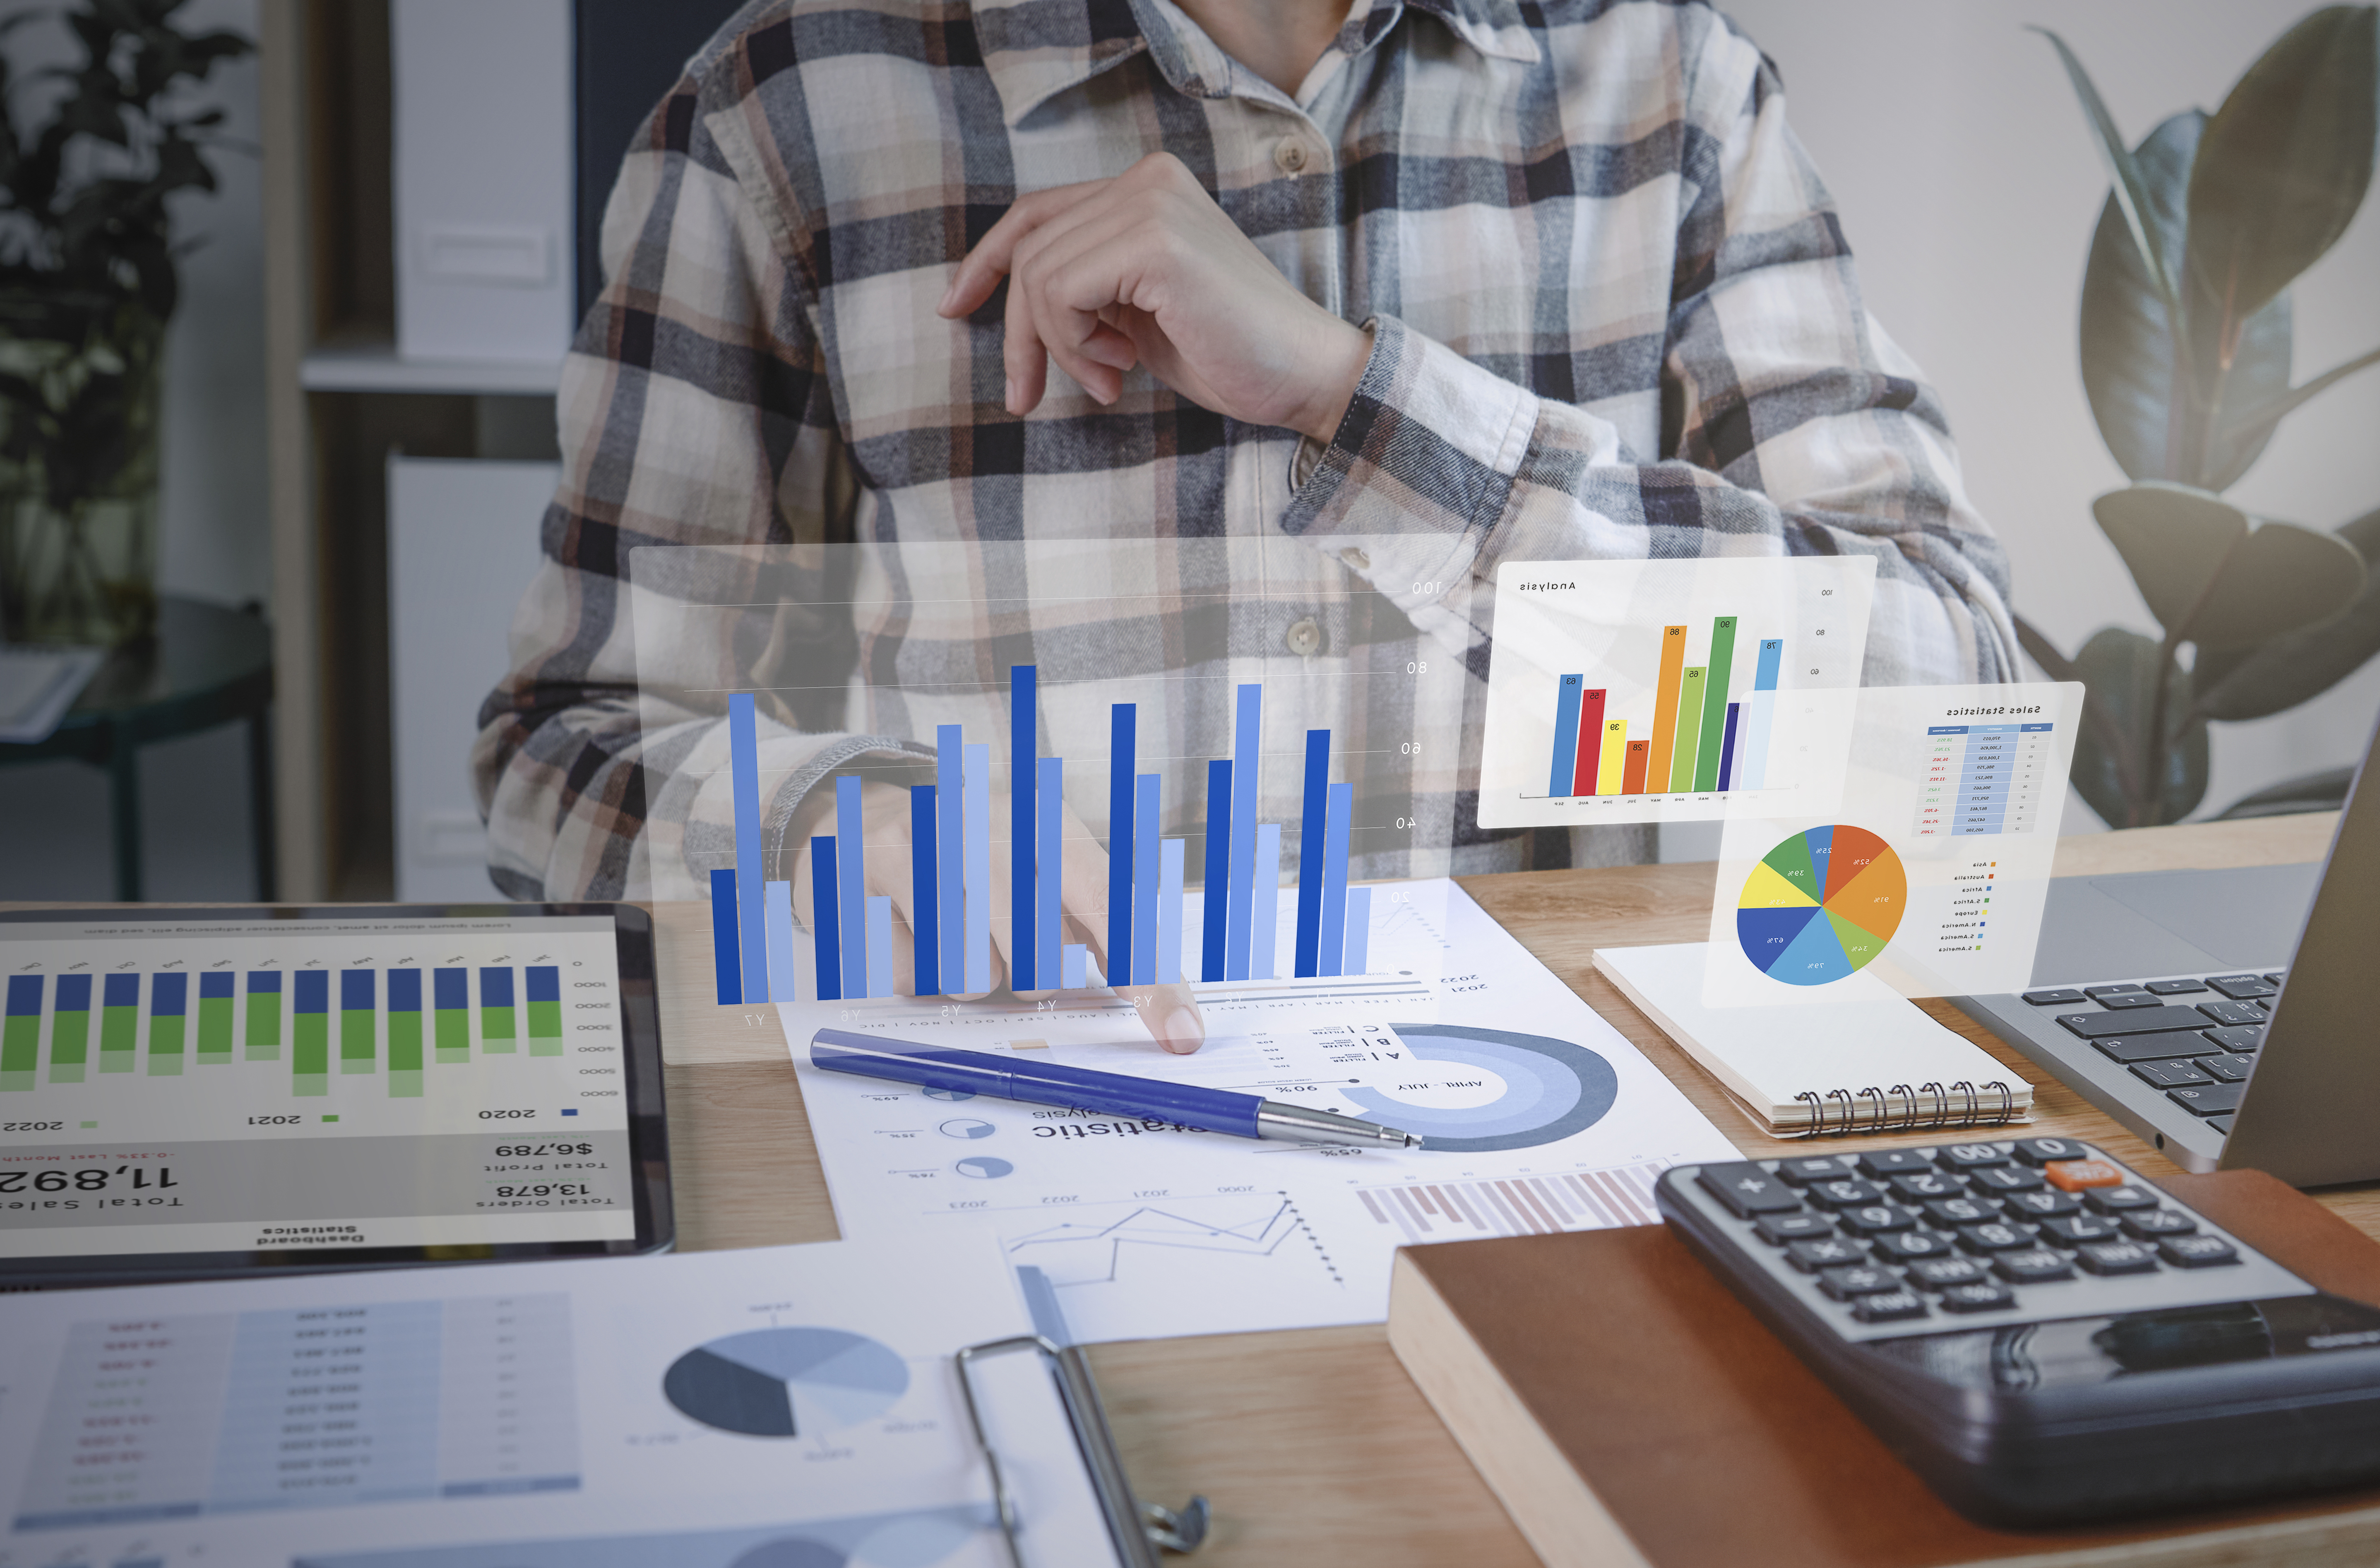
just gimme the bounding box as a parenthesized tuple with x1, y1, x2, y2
(300, 336, 563, 395)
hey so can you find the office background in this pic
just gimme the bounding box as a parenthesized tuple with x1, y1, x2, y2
(0, 0, 2372, 901)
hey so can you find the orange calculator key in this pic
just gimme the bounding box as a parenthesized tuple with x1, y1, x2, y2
(2044, 1159, 2125, 1191)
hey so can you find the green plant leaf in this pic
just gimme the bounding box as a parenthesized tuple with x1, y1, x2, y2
(2067, 627, 2209, 827)
(2094, 481, 2366, 647)
(2193, 505, 2380, 719)
(2185, 7, 2379, 354)
(2034, 28, 2185, 315)
(2214, 344, 2380, 474)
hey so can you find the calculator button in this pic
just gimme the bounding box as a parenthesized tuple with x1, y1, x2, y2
(1695, 1162, 1803, 1217)
(2095, 1033, 2221, 1063)
(2159, 1236, 2241, 1268)
(1923, 1197, 1999, 1227)
(1905, 1256, 1988, 1289)
(2167, 1082, 2245, 1117)
(2076, 1241, 2160, 1276)
(1957, 1222, 2033, 1253)
(2022, 988, 2084, 1005)
(2144, 978, 2207, 995)
(1969, 1166, 2046, 1195)
(2207, 975, 2276, 1000)
(2084, 984, 2144, 1000)
(2199, 1000, 2266, 1027)
(2131, 1059, 2214, 1088)
(2002, 1190, 2082, 1219)
(2097, 992, 2166, 1011)
(1852, 1290, 1930, 1323)
(1854, 1150, 1933, 1178)
(2043, 1159, 2125, 1191)
(1934, 1143, 2009, 1171)
(1774, 1155, 1860, 1185)
(1804, 1179, 1889, 1210)
(1752, 1212, 1836, 1245)
(1993, 1250, 2077, 1283)
(2010, 1138, 2091, 1166)
(2039, 1214, 2125, 1245)
(1836, 1204, 1921, 1236)
(1818, 1264, 1902, 1300)
(1888, 1171, 1961, 1201)
(2200, 1054, 2257, 1083)
(2203, 1024, 2264, 1052)
(2120, 1209, 2196, 1239)
(1784, 1237, 1866, 1272)
(2083, 1184, 2159, 1214)
(1871, 1229, 1954, 1261)
(1938, 1282, 2018, 1313)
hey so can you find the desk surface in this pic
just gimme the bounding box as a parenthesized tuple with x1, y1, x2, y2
(648, 811, 2378, 1568)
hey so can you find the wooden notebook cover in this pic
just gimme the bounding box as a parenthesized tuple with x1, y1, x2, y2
(1395, 1170, 2380, 1568)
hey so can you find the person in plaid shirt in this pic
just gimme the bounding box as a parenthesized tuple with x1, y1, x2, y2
(474, 0, 2017, 1046)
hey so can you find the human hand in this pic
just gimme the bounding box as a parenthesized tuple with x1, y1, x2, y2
(937, 152, 1372, 444)
(795, 779, 1207, 1053)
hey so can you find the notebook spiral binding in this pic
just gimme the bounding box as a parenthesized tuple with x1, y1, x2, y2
(1788, 1080, 2016, 1139)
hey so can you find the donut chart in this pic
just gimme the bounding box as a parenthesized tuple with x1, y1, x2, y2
(1339, 1025, 1619, 1152)
(1737, 825, 1906, 986)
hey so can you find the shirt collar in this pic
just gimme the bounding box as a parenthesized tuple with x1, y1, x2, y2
(972, 0, 1539, 129)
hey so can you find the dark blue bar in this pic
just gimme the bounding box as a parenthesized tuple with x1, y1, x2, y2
(1717, 701, 1742, 790)
(435, 967, 468, 1010)
(389, 969, 422, 1011)
(294, 971, 327, 1014)
(1011, 665, 1036, 992)
(812, 835, 843, 1001)
(200, 972, 234, 1001)
(936, 726, 965, 994)
(1202, 758, 1232, 982)
(340, 970, 373, 1011)
(479, 967, 514, 1008)
(58, 973, 91, 1011)
(246, 971, 279, 997)
(1550, 674, 1583, 796)
(104, 973, 140, 1009)
(728, 693, 768, 1005)
(1108, 703, 1136, 987)
(912, 784, 941, 997)
(709, 867, 742, 1005)
(152, 974, 187, 1016)
(6, 975, 40, 1016)
(1294, 729, 1330, 978)
(526, 967, 560, 1003)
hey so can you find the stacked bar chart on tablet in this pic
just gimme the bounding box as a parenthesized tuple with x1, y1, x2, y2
(1476, 557, 1878, 828)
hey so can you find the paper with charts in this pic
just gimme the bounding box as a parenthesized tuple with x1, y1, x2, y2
(1704, 682, 2086, 1006)
(0, 1236, 1126, 1568)
(788, 879, 1739, 1344)
(1476, 556, 1877, 828)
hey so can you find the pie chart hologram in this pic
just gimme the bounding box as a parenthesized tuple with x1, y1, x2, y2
(1736, 825, 1906, 986)
(663, 1328, 909, 1438)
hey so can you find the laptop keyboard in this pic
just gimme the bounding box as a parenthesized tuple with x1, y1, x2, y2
(2021, 972, 2284, 1138)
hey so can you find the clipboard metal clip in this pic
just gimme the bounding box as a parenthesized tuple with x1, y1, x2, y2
(957, 1334, 1212, 1568)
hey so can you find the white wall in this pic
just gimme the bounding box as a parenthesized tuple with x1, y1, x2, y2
(1721, 0, 2380, 824)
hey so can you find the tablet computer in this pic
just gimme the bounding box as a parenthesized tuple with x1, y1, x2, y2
(0, 902, 671, 1287)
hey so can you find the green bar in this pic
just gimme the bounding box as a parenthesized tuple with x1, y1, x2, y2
(1, 1015, 35, 1091)
(100, 1005, 137, 1073)
(341, 1008, 376, 1074)
(147, 1013, 184, 1075)
(434, 1008, 469, 1063)
(482, 1005, 517, 1052)
(1668, 667, 1707, 791)
(389, 1008, 423, 1073)
(294, 1012, 328, 1096)
(49, 1009, 88, 1082)
(246, 991, 281, 1059)
(198, 997, 234, 1060)
(1693, 617, 1738, 792)
(527, 1000, 563, 1056)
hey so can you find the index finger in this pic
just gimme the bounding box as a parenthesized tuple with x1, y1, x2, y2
(936, 177, 1111, 317)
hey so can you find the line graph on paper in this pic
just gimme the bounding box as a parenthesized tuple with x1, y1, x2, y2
(993, 1192, 1347, 1315)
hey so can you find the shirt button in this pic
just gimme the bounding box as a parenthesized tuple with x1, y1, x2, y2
(1338, 546, 1369, 570)
(1285, 618, 1323, 657)
(1274, 139, 1308, 174)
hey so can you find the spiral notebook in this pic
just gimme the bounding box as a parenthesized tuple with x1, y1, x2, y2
(1592, 941, 2032, 1136)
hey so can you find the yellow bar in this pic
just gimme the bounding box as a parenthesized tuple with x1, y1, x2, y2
(1596, 720, 1628, 795)
(1645, 625, 1689, 789)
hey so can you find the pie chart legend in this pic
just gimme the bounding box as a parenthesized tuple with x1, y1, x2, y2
(1737, 825, 1906, 985)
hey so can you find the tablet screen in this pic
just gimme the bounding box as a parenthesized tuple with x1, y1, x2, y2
(0, 910, 641, 1264)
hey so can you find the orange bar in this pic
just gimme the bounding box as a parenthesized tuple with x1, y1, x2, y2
(1621, 739, 1651, 795)
(1645, 625, 1689, 789)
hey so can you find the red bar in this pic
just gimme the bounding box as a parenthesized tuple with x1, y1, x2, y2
(1621, 740, 1650, 795)
(1571, 689, 1607, 796)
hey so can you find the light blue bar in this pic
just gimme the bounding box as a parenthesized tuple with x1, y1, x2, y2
(1062, 943, 1088, 990)
(1225, 683, 1260, 980)
(1158, 838, 1186, 984)
(1754, 638, 1783, 691)
(1250, 822, 1282, 980)
(836, 774, 868, 1000)
(764, 879, 797, 1003)
(1318, 782, 1352, 977)
(1133, 774, 1160, 986)
(1036, 756, 1063, 991)
(938, 725, 965, 995)
(1343, 886, 1372, 975)
(1739, 689, 1777, 791)
(964, 743, 991, 993)
(1550, 673, 1584, 796)
(728, 693, 769, 1004)
(866, 897, 894, 999)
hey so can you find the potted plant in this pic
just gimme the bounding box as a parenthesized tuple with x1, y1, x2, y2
(0, 0, 248, 647)
(2025, 7, 2380, 827)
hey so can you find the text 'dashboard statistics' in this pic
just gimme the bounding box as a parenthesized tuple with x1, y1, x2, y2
(1476, 557, 1876, 827)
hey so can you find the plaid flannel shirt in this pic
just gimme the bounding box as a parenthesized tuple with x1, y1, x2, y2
(473, 0, 2018, 900)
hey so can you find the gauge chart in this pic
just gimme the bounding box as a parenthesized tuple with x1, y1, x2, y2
(1736, 825, 1906, 985)
(661, 1328, 909, 1438)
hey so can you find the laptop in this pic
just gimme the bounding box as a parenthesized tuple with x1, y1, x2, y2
(1954, 712, 2380, 1188)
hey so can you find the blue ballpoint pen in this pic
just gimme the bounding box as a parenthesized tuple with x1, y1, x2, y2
(807, 1027, 1423, 1149)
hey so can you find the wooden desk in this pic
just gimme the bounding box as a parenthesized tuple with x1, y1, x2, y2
(650, 810, 2377, 1567)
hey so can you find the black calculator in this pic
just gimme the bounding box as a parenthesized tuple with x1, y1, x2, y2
(1657, 1138, 2380, 1524)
